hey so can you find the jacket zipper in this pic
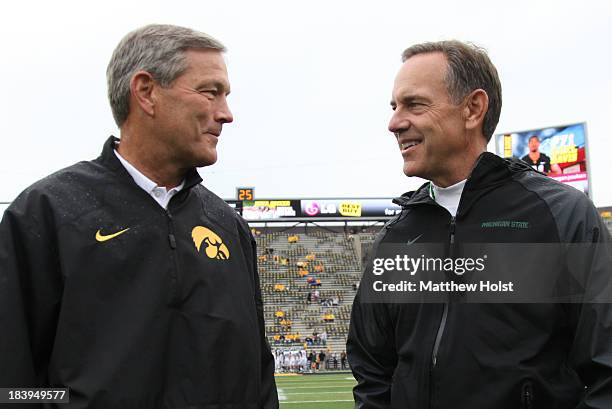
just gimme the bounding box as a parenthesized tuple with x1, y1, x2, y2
(428, 217, 455, 408)
(431, 216, 455, 367)
(431, 304, 447, 367)
(521, 382, 533, 409)
(166, 210, 181, 304)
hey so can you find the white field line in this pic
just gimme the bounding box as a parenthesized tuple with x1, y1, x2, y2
(276, 375, 355, 383)
(277, 388, 287, 401)
(277, 384, 353, 389)
(287, 391, 353, 395)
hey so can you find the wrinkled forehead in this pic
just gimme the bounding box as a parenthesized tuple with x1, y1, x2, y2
(392, 52, 449, 98)
(182, 48, 228, 72)
(181, 49, 231, 89)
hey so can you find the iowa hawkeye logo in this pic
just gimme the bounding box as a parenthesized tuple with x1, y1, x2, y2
(191, 226, 230, 260)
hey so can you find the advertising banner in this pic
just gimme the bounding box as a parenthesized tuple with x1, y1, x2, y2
(236, 198, 402, 221)
(494, 123, 589, 196)
(241, 200, 300, 220)
(299, 198, 402, 219)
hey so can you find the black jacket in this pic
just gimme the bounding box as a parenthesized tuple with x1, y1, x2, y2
(347, 152, 612, 409)
(0, 136, 278, 409)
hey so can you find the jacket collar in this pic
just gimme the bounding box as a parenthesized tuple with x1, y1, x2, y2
(393, 152, 535, 217)
(98, 135, 203, 191)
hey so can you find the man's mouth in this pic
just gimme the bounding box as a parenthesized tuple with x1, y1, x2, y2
(400, 140, 422, 153)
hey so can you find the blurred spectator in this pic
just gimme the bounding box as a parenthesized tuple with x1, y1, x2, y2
(313, 290, 320, 302)
(309, 351, 316, 371)
(318, 350, 326, 370)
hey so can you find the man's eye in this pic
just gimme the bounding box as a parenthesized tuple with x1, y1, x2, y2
(198, 90, 217, 97)
(408, 102, 426, 110)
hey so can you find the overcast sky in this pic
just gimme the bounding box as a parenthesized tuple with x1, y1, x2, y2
(1, 0, 611, 211)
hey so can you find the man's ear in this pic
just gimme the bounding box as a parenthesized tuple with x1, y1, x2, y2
(463, 89, 488, 132)
(130, 71, 156, 117)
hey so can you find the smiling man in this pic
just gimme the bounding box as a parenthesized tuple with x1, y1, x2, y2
(347, 40, 612, 408)
(0, 24, 278, 408)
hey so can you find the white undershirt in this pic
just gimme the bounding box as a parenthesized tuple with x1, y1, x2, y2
(113, 148, 184, 210)
(430, 179, 466, 218)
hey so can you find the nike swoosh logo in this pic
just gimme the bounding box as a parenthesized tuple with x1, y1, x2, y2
(407, 234, 422, 245)
(95, 228, 130, 242)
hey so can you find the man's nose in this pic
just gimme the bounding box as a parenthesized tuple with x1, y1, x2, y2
(388, 111, 408, 136)
(216, 97, 233, 124)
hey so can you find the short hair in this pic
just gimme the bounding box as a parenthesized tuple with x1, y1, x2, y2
(528, 135, 540, 142)
(106, 24, 225, 127)
(401, 40, 502, 142)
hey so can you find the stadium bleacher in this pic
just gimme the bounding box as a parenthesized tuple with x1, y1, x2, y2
(255, 225, 379, 368)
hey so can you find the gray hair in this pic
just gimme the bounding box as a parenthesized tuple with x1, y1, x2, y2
(106, 24, 226, 127)
(402, 40, 502, 141)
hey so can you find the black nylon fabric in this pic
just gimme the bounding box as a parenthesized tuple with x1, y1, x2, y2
(0, 136, 278, 409)
(348, 152, 612, 409)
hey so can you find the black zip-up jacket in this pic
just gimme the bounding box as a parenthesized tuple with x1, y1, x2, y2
(347, 152, 612, 409)
(0, 136, 278, 409)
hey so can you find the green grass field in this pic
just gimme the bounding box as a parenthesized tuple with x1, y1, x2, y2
(276, 372, 356, 409)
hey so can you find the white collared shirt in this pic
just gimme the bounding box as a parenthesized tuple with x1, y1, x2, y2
(430, 179, 466, 218)
(113, 148, 185, 210)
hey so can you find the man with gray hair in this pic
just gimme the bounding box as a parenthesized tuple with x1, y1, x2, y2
(0, 24, 278, 408)
(348, 40, 612, 408)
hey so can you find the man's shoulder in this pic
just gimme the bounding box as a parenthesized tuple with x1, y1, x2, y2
(3, 159, 112, 232)
(512, 168, 584, 201)
(511, 169, 598, 238)
(12, 159, 107, 205)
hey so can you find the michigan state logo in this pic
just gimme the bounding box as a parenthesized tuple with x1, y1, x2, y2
(481, 220, 529, 229)
(191, 226, 230, 260)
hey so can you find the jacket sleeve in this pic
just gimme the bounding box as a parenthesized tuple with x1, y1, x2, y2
(0, 193, 63, 401)
(347, 226, 399, 409)
(246, 227, 279, 409)
(347, 287, 398, 409)
(563, 197, 612, 409)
